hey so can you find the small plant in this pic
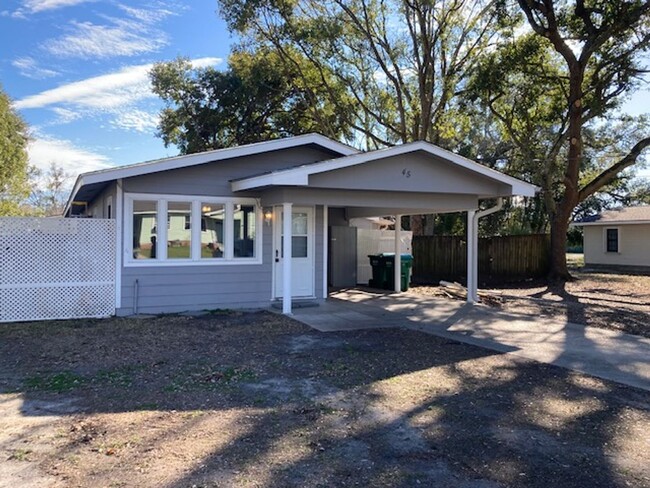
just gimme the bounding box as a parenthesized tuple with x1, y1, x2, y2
(134, 402, 160, 411)
(7, 448, 32, 461)
(25, 371, 84, 392)
(205, 308, 235, 315)
(164, 363, 257, 392)
(94, 367, 135, 387)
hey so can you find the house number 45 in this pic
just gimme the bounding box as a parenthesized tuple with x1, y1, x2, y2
(402, 168, 411, 178)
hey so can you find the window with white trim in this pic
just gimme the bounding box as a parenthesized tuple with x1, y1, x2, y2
(125, 194, 261, 265)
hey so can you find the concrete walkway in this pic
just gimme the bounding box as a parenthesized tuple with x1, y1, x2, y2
(291, 289, 650, 391)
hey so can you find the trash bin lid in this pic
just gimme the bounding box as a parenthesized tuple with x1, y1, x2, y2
(379, 252, 413, 260)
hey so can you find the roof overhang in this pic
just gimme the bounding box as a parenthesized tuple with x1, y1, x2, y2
(64, 134, 359, 216)
(572, 220, 650, 226)
(231, 141, 539, 198)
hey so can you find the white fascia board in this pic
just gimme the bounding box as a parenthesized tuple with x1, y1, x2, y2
(63, 174, 85, 216)
(64, 134, 358, 213)
(233, 140, 540, 197)
(232, 172, 309, 191)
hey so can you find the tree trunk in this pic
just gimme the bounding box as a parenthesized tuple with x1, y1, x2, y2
(548, 199, 573, 283)
(410, 215, 424, 236)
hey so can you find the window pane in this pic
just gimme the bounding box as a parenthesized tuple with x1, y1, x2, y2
(233, 204, 256, 258)
(201, 203, 225, 258)
(292, 213, 308, 235)
(292, 236, 308, 258)
(606, 229, 618, 252)
(167, 202, 191, 259)
(133, 200, 157, 259)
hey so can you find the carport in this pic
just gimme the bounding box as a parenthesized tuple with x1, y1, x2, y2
(232, 141, 538, 314)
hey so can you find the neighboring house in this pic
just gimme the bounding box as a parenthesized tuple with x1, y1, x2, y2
(63, 133, 537, 315)
(573, 206, 650, 272)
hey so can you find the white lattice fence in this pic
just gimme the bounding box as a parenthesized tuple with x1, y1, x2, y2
(0, 218, 116, 322)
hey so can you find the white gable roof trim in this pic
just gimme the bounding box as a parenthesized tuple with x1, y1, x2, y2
(64, 134, 359, 215)
(231, 141, 539, 197)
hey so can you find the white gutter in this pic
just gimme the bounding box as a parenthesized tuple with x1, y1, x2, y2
(467, 197, 503, 303)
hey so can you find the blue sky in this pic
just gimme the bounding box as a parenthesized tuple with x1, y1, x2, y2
(1, 0, 649, 185)
(1, 0, 229, 181)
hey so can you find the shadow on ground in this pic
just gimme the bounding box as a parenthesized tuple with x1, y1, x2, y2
(0, 311, 648, 487)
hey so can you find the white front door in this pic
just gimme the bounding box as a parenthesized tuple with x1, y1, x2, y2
(274, 206, 314, 298)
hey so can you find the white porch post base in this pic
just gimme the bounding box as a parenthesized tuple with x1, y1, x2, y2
(467, 210, 477, 303)
(282, 202, 293, 314)
(394, 214, 402, 292)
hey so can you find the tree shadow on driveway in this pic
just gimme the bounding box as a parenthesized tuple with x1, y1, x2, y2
(0, 312, 648, 487)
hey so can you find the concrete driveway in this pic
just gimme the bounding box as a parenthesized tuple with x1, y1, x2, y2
(291, 289, 650, 391)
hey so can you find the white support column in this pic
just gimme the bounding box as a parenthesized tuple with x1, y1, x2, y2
(467, 210, 477, 303)
(114, 179, 123, 310)
(394, 214, 402, 293)
(322, 205, 328, 299)
(282, 202, 293, 314)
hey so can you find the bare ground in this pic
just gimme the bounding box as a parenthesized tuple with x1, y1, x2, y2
(412, 271, 650, 338)
(1, 312, 649, 488)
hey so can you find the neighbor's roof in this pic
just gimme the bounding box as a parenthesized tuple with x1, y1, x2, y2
(63, 133, 359, 215)
(574, 206, 650, 226)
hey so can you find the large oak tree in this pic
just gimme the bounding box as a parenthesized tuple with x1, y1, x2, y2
(509, 0, 650, 280)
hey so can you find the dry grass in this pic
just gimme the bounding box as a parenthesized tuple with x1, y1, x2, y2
(1, 312, 649, 488)
(412, 270, 650, 338)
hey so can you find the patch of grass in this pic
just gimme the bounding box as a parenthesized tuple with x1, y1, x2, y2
(25, 371, 84, 392)
(134, 402, 160, 411)
(7, 448, 32, 461)
(164, 363, 257, 392)
(205, 308, 235, 315)
(94, 367, 135, 388)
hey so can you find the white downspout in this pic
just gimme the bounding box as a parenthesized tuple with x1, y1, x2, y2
(468, 197, 504, 303)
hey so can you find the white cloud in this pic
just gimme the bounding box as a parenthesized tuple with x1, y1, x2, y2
(44, 18, 168, 59)
(28, 136, 113, 180)
(117, 3, 173, 23)
(15, 57, 222, 111)
(23, 0, 93, 13)
(50, 107, 82, 124)
(42, 4, 177, 59)
(112, 109, 159, 133)
(14, 57, 223, 134)
(7, 0, 93, 18)
(12, 57, 60, 79)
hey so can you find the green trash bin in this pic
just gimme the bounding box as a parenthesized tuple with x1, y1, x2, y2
(368, 253, 413, 291)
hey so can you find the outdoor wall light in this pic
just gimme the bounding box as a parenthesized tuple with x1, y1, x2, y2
(264, 208, 273, 226)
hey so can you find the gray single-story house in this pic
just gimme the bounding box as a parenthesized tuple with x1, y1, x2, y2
(63, 133, 538, 315)
(573, 206, 650, 272)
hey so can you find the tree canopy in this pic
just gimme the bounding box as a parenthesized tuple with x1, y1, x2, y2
(0, 85, 30, 216)
(150, 51, 352, 154)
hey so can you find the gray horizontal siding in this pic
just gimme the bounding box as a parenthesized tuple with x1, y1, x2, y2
(118, 216, 273, 314)
(122, 146, 338, 197)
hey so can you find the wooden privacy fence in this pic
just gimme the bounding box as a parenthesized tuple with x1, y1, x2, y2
(411, 234, 550, 284)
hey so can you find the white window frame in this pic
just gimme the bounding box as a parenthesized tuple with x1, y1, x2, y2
(603, 226, 621, 254)
(124, 193, 262, 267)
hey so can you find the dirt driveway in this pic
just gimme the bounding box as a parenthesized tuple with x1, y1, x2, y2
(1, 312, 649, 488)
